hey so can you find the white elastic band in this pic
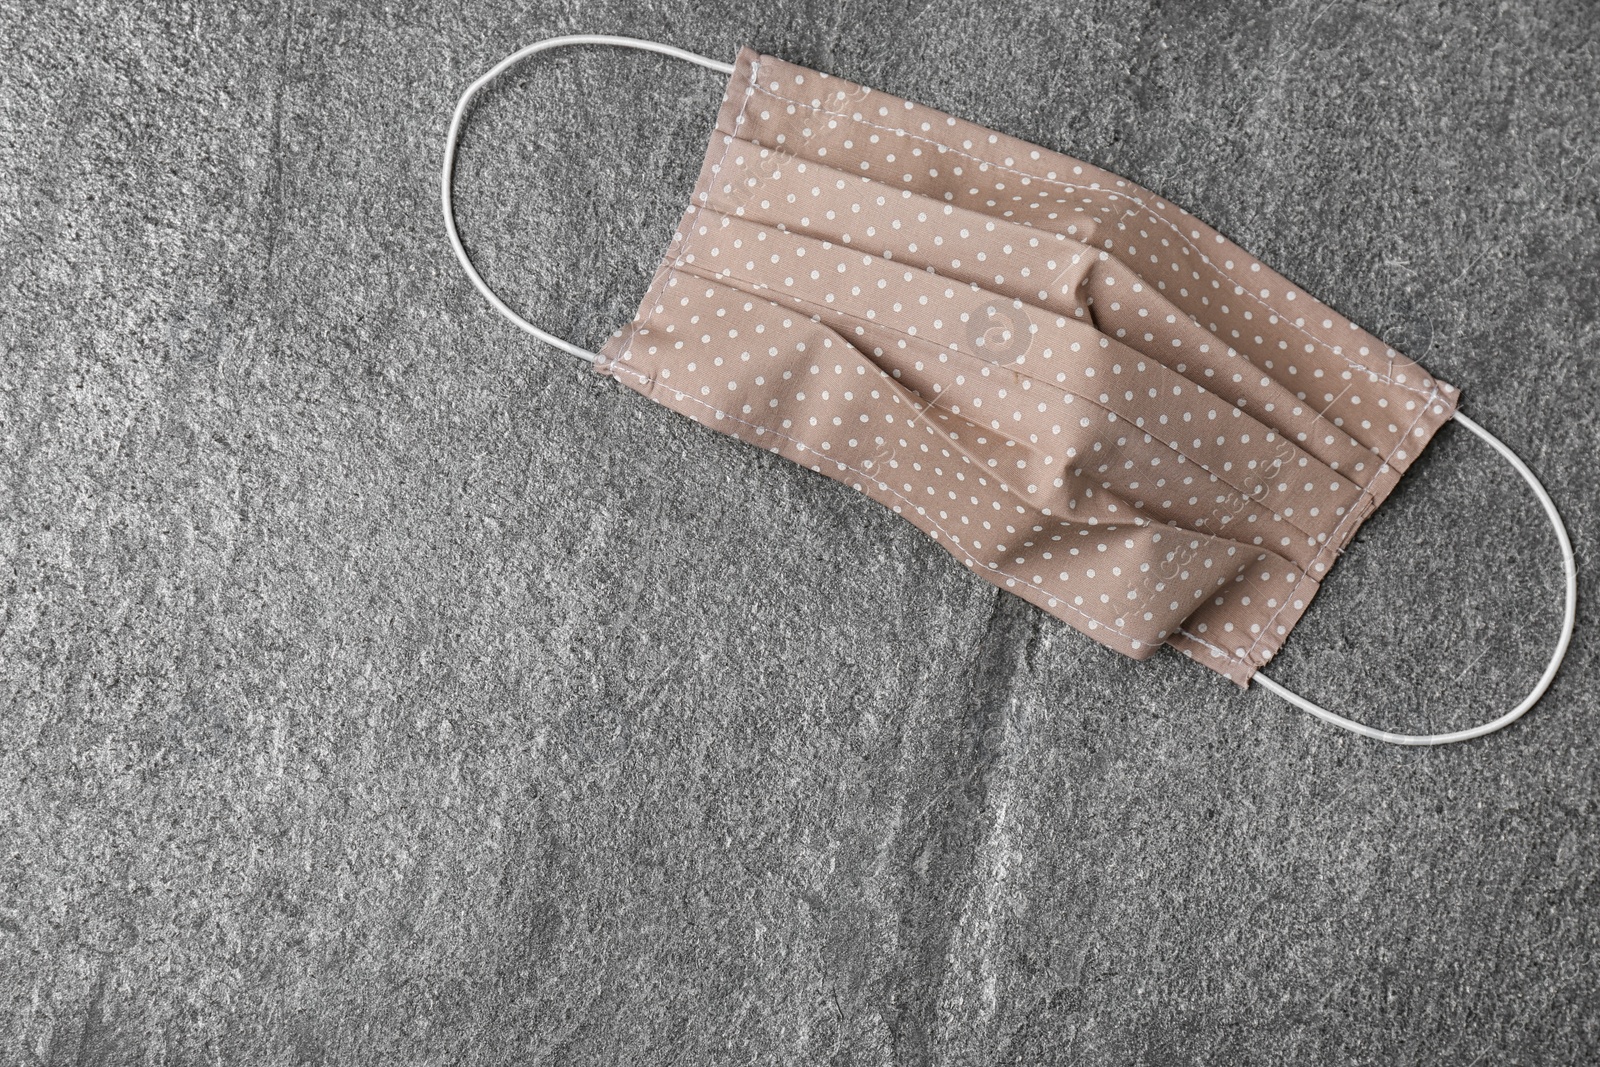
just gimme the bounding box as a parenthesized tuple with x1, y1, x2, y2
(1255, 409, 1578, 746)
(441, 35, 734, 363)
(445, 42, 1575, 746)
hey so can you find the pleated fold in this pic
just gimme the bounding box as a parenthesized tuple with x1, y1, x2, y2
(597, 47, 1459, 684)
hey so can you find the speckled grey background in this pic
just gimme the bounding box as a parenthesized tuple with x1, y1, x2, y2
(2, 1, 1597, 1063)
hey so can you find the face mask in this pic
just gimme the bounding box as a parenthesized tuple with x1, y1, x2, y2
(442, 35, 1576, 745)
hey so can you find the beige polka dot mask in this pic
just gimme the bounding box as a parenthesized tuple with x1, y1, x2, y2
(443, 35, 1576, 745)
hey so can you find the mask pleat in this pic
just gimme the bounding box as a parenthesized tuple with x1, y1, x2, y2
(671, 205, 1361, 565)
(595, 49, 1461, 683)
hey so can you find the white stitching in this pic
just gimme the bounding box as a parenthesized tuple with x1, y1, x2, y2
(1176, 387, 1444, 676)
(1174, 626, 1236, 662)
(606, 61, 763, 378)
(1232, 386, 1444, 667)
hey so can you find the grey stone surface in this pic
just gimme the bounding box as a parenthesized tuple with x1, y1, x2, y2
(2, 0, 1597, 1062)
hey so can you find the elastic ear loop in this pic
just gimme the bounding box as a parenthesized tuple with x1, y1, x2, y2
(441, 34, 734, 363)
(445, 41, 1577, 745)
(1254, 410, 1578, 745)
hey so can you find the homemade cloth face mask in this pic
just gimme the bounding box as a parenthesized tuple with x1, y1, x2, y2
(443, 35, 1577, 745)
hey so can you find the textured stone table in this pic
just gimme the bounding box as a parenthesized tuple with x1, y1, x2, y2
(2, 1, 1596, 1062)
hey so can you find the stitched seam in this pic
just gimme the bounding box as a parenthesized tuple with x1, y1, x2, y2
(1196, 388, 1446, 671)
(748, 79, 1434, 399)
(1173, 626, 1237, 664)
(1237, 389, 1440, 663)
(607, 62, 763, 376)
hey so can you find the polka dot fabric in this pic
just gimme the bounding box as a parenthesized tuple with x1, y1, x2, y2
(596, 48, 1460, 685)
